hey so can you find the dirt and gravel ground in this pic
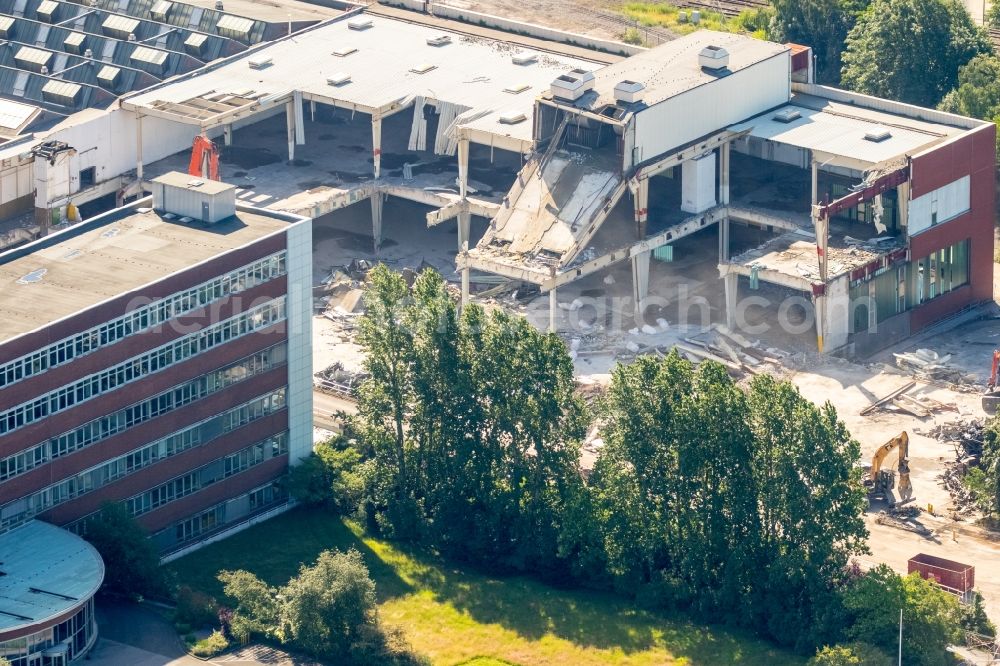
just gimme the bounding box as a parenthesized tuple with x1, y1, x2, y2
(440, 0, 656, 41)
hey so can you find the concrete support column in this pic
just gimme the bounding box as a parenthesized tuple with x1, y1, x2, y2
(370, 192, 385, 254)
(457, 137, 469, 198)
(223, 124, 233, 146)
(898, 180, 909, 230)
(285, 99, 296, 162)
(461, 267, 470, 311)
(633, 177, 649, 238)
(631, 250, 651, 312)
(549, 288, 558, 332)
(371, 116, 382, 179)
(718, 216, 730, 262)
(724, 272, 738, 330)
(719, 142, 730, 205)
(135, 112, 143, 181)
(814, 293, 826, 353)
(811, 159, 818, 205)
(457, 210, 471, 253)
(34, 206, 51, 238)
(310, 99, 316, 122)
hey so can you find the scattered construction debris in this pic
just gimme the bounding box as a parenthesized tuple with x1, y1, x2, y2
(314, 362, 368, 398)
(874, 507, 933, 538)
(894, 348, 978, 387)
(925, 418, 988, 516)
(859, 380, 959, 418)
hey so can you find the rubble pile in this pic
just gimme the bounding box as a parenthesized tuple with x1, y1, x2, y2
(314, 362, 368, 396)
(893, 348, 978, 388)
(923, 418, 987, 514)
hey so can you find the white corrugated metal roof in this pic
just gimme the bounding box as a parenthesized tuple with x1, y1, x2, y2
(729, 96, 961, 165)
(0, 99, 40, 132)
(124, 13, 597, 144)
(579, 31, 788, 110)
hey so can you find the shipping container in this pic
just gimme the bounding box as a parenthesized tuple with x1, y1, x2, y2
(907, 553, 974, 594)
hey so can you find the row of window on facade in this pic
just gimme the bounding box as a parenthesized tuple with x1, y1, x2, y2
(0, 344, 286, 485)
(0, 297, 286, 435)
(850, 239, 970, 334)
(0, 599, 95, 666)
(0, 389, 287, 532)
(0, 251, 286, 388)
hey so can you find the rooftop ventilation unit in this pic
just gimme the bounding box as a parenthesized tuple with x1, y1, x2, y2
(864, 126, 892, 142)
(347, 17, 373, 30)
(613, 79, 645, 104)
(409, 63, 436, 74)
(14, 46, 51, 73)
(184, 32, 208, 57)
(150, 0, 173, 21)
(498, 111, 526, 125)
(248, 56, 272, 70)
(773, 108, 801, 123)
(63, 31, 86, 55)
(550, 68, 594, 102)
(511, 51, 537, 65)
(41, 80, 82, 107)
(0, 16, 13, 38)
(327, 72, 351, 86)
(36, 0, 58, 23)
(698, 45, 729, 71)
(217, 14, 254, 42)
(131, 45, 169, 75)
(332, 45, 357, 57)
(503, 83, 530, 94)
(152, 171, 237, 223)
(96, 64, 121, 88)
(426, 34, 451, 46)
(101, 14, 139, 39)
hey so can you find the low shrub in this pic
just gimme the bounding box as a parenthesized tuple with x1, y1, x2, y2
(175, 585, 220, 628)
(190, 630, 229, 658)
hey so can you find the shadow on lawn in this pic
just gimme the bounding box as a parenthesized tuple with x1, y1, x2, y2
(382, 540, 790, 662)
(168, 507, 412, 602)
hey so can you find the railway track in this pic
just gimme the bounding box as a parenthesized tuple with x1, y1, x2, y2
(679, 0, 769, 19)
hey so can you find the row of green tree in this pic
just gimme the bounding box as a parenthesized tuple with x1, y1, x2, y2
(963, 417, 1000, 518)
(287, 266, 989, 664)
(745, 0, 1000, 145)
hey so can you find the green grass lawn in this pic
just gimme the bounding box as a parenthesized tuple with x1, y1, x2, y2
(168, 506, 804, 666)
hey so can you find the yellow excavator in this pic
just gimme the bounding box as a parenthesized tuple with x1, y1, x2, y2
(864, 431, 914, 507)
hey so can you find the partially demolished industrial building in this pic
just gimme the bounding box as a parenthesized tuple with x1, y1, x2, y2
(2, 7, 992, 357)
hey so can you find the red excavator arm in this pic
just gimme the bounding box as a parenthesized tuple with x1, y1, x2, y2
(188, 134, 220, 181)
(990, 350, 1000, 391)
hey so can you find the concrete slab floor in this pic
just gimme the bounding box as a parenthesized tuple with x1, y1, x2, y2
(144, 106, 519, 215)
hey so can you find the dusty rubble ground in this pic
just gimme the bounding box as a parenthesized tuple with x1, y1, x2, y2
(310, 200, 1000, 624)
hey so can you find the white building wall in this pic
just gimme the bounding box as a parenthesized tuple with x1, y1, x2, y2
(284, 216, 313, 465)
(0, 160, 33, 208)
(908, 175, 970, 236)
(824, 275, 851, 351)
(23, 109, 199, 207)
(627, 53, 790, 169)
